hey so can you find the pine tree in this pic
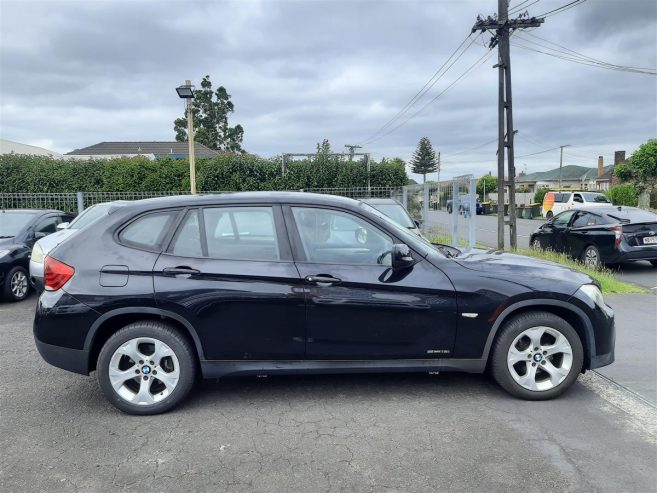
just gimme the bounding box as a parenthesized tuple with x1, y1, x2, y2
(410, 137, 438, 183)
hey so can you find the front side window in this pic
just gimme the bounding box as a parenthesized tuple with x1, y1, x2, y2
(203, 207, 279, 261)
(292, 207, 393, 266)
(572, 213, 593, 228)
(34, 216, 60, 234)
(119, 210, 178, 250)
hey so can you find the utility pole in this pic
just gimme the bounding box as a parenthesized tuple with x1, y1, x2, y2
(472, 3, 544, 250)
(558, 144, 570, 188)
(344, 144, 362, 161)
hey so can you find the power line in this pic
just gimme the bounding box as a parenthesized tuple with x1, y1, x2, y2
(509, 0, 541, 15)
(511, 40, 657, 75)
(516, 146, 562, 158)
(358, 33, 480, 145)
(520, 31, 657, 71)
(361, 48, 494, 146)
(445, 136, 499, 157)
(534, 0, 586, 18)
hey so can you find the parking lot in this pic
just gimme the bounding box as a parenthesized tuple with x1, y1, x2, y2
(1, 294, 655, 492)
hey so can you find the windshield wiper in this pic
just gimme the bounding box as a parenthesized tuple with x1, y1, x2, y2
(0, 235, 15, 238)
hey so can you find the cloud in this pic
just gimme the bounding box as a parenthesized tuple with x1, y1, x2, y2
(1, 0, 655, 181)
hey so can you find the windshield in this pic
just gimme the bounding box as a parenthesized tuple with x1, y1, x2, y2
(0, 211, 37, 238)
(359, 203, 437, 257)
(69, 202, 112, 230)
(369, 203, 416, 229)
(581, 192, 610, 203)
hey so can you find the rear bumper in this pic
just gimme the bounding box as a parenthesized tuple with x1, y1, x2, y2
(612, 248, 657, 263)
(35, 339, 90, 375)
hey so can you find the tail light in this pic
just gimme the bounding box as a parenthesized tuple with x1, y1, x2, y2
(610, 225, 622, 248)
(44, 256, 75, 291)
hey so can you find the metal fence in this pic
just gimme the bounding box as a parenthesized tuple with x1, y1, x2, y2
(0, 183, 478, 250)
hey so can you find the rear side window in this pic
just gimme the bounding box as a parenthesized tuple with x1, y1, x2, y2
(554, 193, 571, 203)
(119, 211, 178, 250)
(203, 207, 280, 261)
(169, 210, 202, 257)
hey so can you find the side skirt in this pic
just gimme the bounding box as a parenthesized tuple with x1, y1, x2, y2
(200, 358, 486, 379)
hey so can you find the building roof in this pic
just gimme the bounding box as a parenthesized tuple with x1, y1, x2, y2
(65, 141, 219, 158)
(596, 166, 615, 181)
(517, 164, 614, 183)
(0, 138, 63, 158)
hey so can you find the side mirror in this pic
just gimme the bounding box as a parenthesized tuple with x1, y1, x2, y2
(56, 222, 69, 231)
(355, 227, 368, 244)
(414, 219, 421, 228)
(392, 243, 414, 270)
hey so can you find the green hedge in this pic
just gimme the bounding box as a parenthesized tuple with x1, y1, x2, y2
(0, 154, 408, 193)
(606, 183, 638, 207)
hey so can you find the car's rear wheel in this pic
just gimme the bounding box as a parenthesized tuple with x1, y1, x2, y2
(545, 211, 553, 220)
(582, 245, 601, 269)
(491, 311, 583, 400)
(531, 238, 542, 250)
(3, 266, 30, 302)
(97, 321, 196, 415)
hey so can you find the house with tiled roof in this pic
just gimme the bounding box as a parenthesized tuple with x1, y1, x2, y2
(65, 141, 219, 160)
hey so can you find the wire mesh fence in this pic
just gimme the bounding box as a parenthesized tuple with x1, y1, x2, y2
(1, 183, 478, 249)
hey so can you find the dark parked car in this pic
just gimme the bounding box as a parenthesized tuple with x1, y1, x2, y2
(360, 198, 422, 236)
(530, 206, 657, 268)
(34, 192, 615, 414)
(0, 209, 74, 301)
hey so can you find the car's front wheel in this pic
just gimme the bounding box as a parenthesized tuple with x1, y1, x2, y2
(491, 311, 583, 400)
(531, 238, 542, 250)
(582, 245, 602, 269)
(97, 321, 196, 415)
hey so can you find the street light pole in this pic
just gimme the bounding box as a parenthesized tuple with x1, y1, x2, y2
(176, 80, 197, 194)
(558, 144, 570, 189)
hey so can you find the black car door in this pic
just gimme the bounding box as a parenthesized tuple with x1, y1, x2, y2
(153, 205, 306, 361)
(285, 205, 457, 360)
(545, 210, 577, 252)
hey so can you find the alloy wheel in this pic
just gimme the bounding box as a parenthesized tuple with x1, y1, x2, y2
(108, 337, 180, 405)
(507, 326, 573, 392)
(10, 271, 28, 299)
(531, 238, 541, 249)
(583, 247, 599, 268)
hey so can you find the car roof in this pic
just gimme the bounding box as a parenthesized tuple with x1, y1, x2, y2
(0, 209, 64, 214)
(360, 198, 400, 205)
(122, 191, 363, 212)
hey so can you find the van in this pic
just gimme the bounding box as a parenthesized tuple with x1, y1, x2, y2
(541, 191, 611, 220)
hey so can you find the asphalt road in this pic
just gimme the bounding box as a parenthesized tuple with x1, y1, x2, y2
(1, 296, 655, 492)
(427, 210, 657, 289)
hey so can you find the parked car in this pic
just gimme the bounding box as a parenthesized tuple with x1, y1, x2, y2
(446, 195, 483, 215)
(0, 209, 74, 301)
(30, 201, 127, 292)
(360, 198, 422, 236)
(34, 192, 615, 414)
(541, 190, 610, 220)
(530, 206, 657, 268)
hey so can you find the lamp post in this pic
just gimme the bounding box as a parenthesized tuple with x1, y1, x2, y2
(176, 80, 196, 194)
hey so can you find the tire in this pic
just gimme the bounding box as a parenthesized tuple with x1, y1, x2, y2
(545, 211, 553, 220)
(3, 266, 31, 302)
(447, 205, 452, 214)
(490, 311, 583, 400)
(582, 244, 602, 269)
(97, 321, 196, 415)
(530, 237, 542, 250)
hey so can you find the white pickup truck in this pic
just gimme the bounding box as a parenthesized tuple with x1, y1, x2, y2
(541, 191, 611, 220)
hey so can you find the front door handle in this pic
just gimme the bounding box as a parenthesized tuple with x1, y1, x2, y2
(305, 275, 342, 285)
(162, 266, 200, 278)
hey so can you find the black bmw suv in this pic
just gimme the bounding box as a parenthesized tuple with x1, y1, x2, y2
(34, 192, 615, 414)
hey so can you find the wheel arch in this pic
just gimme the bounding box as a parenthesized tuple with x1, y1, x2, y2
(84, 308, 205, 372)
(482, 300, 595, 370)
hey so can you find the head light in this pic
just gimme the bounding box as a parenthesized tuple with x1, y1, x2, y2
(31, 243, 45, 263)
(578, 284, 605, 309)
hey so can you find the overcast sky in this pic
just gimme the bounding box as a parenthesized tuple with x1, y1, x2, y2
(1, 0, 656, 180)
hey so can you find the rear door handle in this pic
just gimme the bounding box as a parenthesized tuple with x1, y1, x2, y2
(305, 275, 342, 285)
(162, 266, 200, 278)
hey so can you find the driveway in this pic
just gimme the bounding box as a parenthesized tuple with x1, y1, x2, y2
(426, 210, 657, 289)
(0, 296, 655, 492)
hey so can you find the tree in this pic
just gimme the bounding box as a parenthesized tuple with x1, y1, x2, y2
(410, 137, 438, 183)
(316, 139, 331, 155)
(613, 139, 657, 208)
(174, 75, 245, 153)
(477, 174, 497, 199)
